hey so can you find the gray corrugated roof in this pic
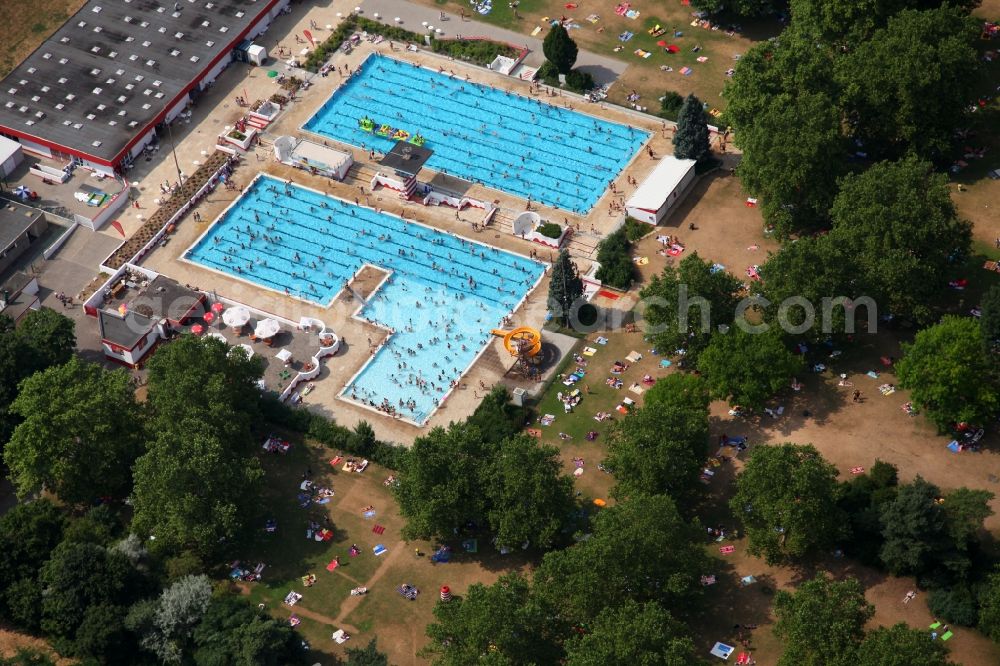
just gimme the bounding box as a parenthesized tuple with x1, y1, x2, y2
(0, 0, 276, 163)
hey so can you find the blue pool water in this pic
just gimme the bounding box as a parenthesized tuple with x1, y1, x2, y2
(303, 55, 649, 214)
(185, 175, 545, 424)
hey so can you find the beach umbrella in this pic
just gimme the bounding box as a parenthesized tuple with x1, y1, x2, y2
(207, 331, 227, 343)
(233, 343, 254, 359)
(222, 305, 251, 327)
(211, 302, 225, 314)
(657, 40, 668, 46)
(255, 317, 280, 340)
(190, 324, 204, 335)
(203, 311, 215, 324)
(13, 185, 30, 199)
(666, 44, 679, 53)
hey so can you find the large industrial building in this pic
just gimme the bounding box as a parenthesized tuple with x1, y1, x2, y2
(0, 0, 289, 175)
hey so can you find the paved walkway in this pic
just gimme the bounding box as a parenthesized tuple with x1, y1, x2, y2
(356, 0, 629, 86)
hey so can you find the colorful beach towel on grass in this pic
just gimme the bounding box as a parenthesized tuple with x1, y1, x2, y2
(634, 49, 652, 58)
(680, 66, 693, 76)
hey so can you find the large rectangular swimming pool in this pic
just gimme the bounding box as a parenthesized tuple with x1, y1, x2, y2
(185, 175, 545, 424)
(303, 54, 649, 214)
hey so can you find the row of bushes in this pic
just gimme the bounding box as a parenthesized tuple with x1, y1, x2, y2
(303, 15, 520, 72)
(259, 395, 410, 469)
(430, 38, 519, 66)
(303, 16, 425, 71)
(259, 384, 532, 472)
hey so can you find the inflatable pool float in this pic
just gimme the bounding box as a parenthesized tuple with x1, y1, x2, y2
(409, 134, 426, 147)
(393, 129, 410, 141)
(358, 117, 376, 132)
(376, 124, 392, 137)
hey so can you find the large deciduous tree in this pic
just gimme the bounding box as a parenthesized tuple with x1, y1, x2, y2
(829, 158, 972, 324)
(836, 7, 980, 161)
(773, 573, 874, 666)
(127, 575, 212, 664)
(395, 423, 491, 541)
(563, 600, 700, 666)
(548, 249, 584, 325)
(673, 94, 710, 162)
(131, 425, 264, 558)
(879, 477, 992, 583)
(979, 285, 1000, 350)
(39, 541, 147, 646)
(0, 309, 75, 446)
(638, 252, 741, 365)
(978, 566, 1000, 644)
(731, 444, 845, 563)
(856, 623, 955, 666)
(761, 235, 860, 342)
(535, 494, 705, 625)
(191, 595, 305, 665)
(5, 357, 143, 504)
(542, 24, 578, 74)
(423, 573, 561, 665)
(697, 327, 803, 411)
(131, 337, 267, 557)
(735, 91, 849, 237)
(605, 374, 710, 512)
(594, 228, 635, 290)
(0, 500, 66, 628)
(896, 316, 999, 430)
(486, 435, 575, 550)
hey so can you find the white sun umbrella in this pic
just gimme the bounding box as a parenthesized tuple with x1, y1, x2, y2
(255, 317, 281, 340)
(222, 305, 251, 328)
(206, 331, 228, 344)
(276, 348, 293, 365)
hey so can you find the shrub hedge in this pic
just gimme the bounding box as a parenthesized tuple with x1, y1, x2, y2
(303, 15, 518, 71)
(259, 395, 410, 469)
(537, 222, 564, 239)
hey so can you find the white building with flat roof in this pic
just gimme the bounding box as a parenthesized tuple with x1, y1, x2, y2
(625, 156, 697, 225)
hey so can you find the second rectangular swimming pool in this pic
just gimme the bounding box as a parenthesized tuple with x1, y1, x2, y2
(184, 175, 545, 424)
(303, 54, 649, 214)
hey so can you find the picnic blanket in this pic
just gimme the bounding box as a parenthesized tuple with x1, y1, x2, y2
(625, 9, 640, 19)
(625, 351, 643, 363)
(530, 26, 542, 36)
(660, 359, 673, 368)
(680, 66, 693, 76)
(586, 13, 600, 23)
(326, 559, 339, 572)
(582, 346, 598, 356)
(634, 49, 652, 58)
(619, 31, 634, 42)
(373, 544, 388, 556)
(596, 336, 609, 345)
(372, 524, 386, 535)
(283, 591, 302, 606)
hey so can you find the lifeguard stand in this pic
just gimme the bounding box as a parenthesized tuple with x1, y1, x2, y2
(379, 142, 433, 200)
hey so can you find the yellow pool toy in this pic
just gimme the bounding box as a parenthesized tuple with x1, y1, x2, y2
(491, 327, 542, 357)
